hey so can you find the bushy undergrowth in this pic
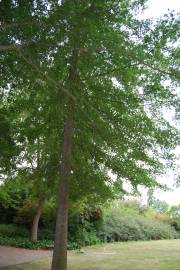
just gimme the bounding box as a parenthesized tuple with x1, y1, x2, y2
(68, 216, 101, 247)
(100, 215, 179, 242)
(0, 235, 89, 250)
(0, 223, 54, 240)
(0, 200, 179, 250)
(0, 224, 29, 238)
(38, 228, 54, 241)
(69, 224, 100, 247)
(99, 201, 180, 242)
(0, 224, 99, 249)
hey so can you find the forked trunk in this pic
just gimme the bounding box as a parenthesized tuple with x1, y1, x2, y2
(31, 198, 44, 242)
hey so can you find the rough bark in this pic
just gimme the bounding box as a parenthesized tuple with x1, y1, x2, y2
(31, 198, 45, 242)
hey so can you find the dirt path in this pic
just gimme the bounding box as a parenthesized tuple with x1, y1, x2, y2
(0, 246, 52, 268)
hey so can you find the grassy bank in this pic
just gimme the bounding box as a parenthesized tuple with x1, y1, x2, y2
(2, 239, 180, 270)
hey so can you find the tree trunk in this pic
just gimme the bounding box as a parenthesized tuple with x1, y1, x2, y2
(31, 198, 44, 242)
(51, 114, 74, 270)
(51, 48, 78, 270)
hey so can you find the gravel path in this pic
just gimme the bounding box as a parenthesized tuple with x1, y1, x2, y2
(0, 246, 52, 268)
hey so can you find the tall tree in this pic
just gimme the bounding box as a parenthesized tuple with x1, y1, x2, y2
(1, 1, 180, 270)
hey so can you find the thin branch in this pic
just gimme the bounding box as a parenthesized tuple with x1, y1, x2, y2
(0, 42, 37, 51)
(93, 63, 139, 78)
(0, 21, 42, 30)
(141, 62, 179, 78)
(77, 47, 179, 79)
(94, 67, 123, 78)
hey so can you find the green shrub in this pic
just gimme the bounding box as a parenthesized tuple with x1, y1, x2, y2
(0, 224, 29, 238)
(69, 221, 100, 247)
(99, 215, 179, 242)
(171, 218, 180, 232)
(67, 242, 81, 250)
(0, 224, 54, 241)
(38, 228, 54, 240)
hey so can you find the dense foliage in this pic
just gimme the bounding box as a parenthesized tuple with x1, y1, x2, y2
(100, 201, 179, 242)
(0, 1, 179, 269)
(1, 0, 179, 204)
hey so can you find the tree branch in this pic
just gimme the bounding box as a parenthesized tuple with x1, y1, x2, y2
(141, 62, 179, 79)
(0, 21, 41, 30)
(0, 42, 38, 51)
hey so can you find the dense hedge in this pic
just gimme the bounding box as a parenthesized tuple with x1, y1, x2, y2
(99, 215, 179, 242)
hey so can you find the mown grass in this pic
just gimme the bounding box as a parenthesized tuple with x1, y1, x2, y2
(2, 239, 180, 270)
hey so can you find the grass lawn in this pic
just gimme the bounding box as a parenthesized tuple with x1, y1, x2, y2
(2, 239, 180, 270)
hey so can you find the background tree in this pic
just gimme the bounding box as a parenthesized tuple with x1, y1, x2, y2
(5, 87, 61, 242)
(168, 204, 180, 231)
(0, 107, 18, 177)
(147, 189, 169, 213)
